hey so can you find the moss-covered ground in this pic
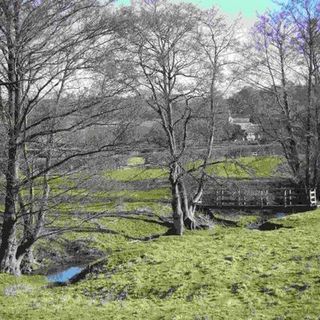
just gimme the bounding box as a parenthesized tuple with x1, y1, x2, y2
(1, 155, 319, 320)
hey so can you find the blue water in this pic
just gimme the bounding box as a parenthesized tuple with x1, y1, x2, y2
(47, 266, 83, 283)
(275, 212, 286, 219)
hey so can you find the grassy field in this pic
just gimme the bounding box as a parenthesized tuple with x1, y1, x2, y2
(0, 209, 319, 319)
(206, 156, 283, 178)
(2, 155, 318, 320)
(102, 156, 283, 183)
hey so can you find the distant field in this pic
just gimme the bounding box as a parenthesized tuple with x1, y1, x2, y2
(104, 156, 284, 182)
(206, 156, 283, 178)
(0, 156, 284, 215)
(104, 166, 168, 182)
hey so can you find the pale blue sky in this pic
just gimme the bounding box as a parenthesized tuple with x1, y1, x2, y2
(115, 0, 279, 18)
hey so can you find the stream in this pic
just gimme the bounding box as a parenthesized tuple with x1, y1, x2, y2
(47, 266, 83, 283)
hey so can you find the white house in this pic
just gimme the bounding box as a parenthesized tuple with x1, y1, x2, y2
(228, 112, 261, 142)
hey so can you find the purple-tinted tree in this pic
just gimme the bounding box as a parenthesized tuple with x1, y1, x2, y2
(246, 0, 320, 191)
(284, 0, 320, 190)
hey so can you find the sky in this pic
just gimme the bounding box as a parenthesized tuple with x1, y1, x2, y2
(195, 0, 278, 17)
(115, 0, 279, 18)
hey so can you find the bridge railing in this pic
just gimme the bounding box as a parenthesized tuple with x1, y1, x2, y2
(201, 188, 317, 208)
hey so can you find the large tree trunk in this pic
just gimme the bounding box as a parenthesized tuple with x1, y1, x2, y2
(0, 138, 21, 275)
(179, 181, 197, 230)
(168, 163, 199, 234)
(169, 163, 184, 235)
(0, 246, 24, 276)
(171, 183, 184, 235)
(0, 0, 22, 275)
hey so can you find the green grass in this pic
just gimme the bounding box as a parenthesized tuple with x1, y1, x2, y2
(58, 211, 170, 252)
(98, 216, 168, 238)
(1, 209, 320, 319)
(123, 201, 171, 216)
(56, 201, 116, 213)
(104, 167, 168, 182)
(104, 156, 282, 182)
(1, 155, 312, 320)
(48, 175, 78, 189)
(127, 157, 145, 166)
(52, 188, 171, 216)
(93, 188, 171, 201)
(206, 156, 283, 178)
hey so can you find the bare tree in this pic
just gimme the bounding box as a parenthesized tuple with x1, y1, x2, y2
(245, 1, 320, 191)
(284, 0, 320, 190)
(0, 0, 126, 275)
(117, 1, 238, 235)
(188, 7, 240, 214)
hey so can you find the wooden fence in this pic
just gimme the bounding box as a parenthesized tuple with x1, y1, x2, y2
(198, 188, 317, 209)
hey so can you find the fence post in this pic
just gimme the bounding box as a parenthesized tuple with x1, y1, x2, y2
(284, 189, 287, 207)
(289, 189, 292, 206)
(310, 189, 317, 207)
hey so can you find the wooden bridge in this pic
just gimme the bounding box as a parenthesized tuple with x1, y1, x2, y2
(197, 188, 318, 212)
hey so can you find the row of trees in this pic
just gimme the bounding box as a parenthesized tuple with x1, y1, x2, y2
(0, 0, 319, 275)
